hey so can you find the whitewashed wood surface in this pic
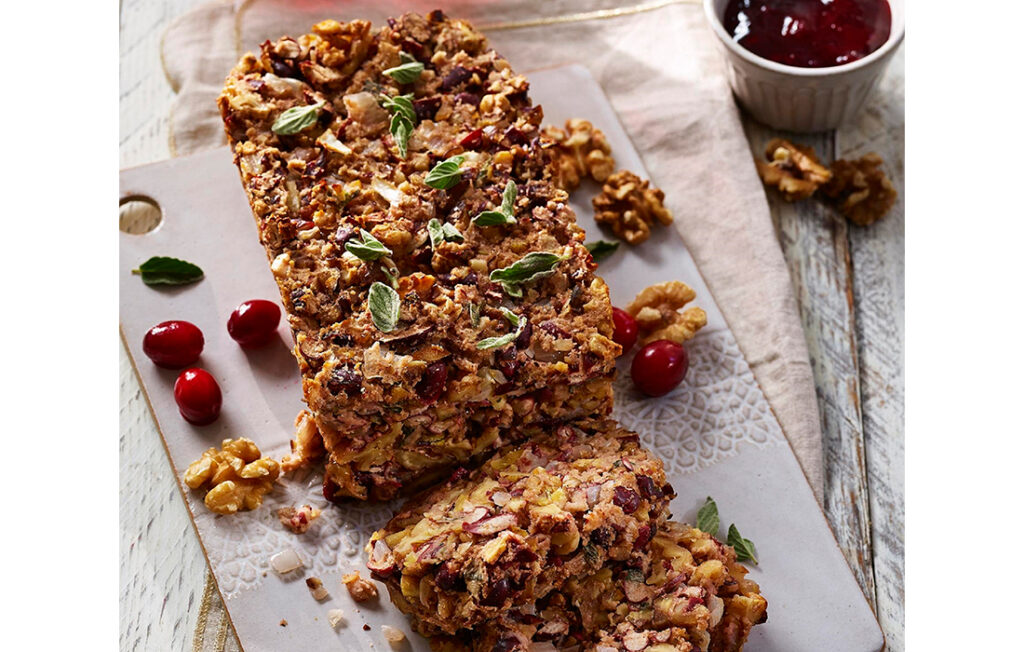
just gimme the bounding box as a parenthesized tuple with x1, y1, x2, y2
(119, 1, 905, 650)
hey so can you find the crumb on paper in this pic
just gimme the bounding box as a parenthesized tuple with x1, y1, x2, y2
(592, 170, 673, 245)
(381, 625, 406, 645)
(269, 548, 304, 574)
(542, 118, 615, 192)
(328, 609, 346, 629)
(279, 619, 288, 627)
(278, 504, 322, 534)
(822, 153, 897, 225)
(183, 438, 280, 515)
(627, 281, 707, 346)
(363, 624, 372, 631)
(280, 410, 326, 472)
(754, 138, 832, 201)
(306, 576, 330, 601)
(343, 571, 379, 602)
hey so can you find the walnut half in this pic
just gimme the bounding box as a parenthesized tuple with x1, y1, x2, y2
(184, 438, 280, 515)
(822, 153, 897, 226)
(592, 170, 673, 245)
(626, 281, 707, 346)
(755, 138, 832, 201)
(542, 118, 615, 192)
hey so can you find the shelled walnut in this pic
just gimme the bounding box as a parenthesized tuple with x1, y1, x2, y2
(342, 571, 379, 602)
(184, 438, 280, 515)
(822, 153, 897, 225)
(542, 118, 615, 192)
(754, 138, 832, 200)
(280, 410, 325, 472)
(592, 170, 673, 245)
(626, 281, 707, 345)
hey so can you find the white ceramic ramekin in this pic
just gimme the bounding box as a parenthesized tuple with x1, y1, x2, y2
(703, 0, 905, 132)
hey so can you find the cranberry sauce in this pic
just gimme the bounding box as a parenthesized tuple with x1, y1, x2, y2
(723, 0, 892, 68)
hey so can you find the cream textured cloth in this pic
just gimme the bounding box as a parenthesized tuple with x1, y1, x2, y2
(162, 4, 824, 646)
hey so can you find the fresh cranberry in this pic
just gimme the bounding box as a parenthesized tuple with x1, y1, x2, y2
(227, 300, 281, 348)
(611, 308, 638, 353)
(173, 368, 222, 425)
(630, 340, 689, 397)
(142, 321, 204, 369)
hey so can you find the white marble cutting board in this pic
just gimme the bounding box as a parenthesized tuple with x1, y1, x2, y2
(119, 65, 883, 652)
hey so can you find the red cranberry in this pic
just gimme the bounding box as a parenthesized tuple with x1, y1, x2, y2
(227, 299, 281, 348)
(611, 307, 638, 353)
(173, 368, 222, 425)
(613, 486, 641, 514)
(418, 361, 449, 403)
(630, 340, 689, 397)
(142, 321, 204, 369)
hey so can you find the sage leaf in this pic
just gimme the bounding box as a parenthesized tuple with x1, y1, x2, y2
(383, 58, 425, 84)
(381, 93, 416, 123)
(476, 308, 525, 350)
(499, 307, 521, 328)
(271, 101, 324, 135)
(585, 239, 620, 264)
(473, 210, 515, 227)
(473, 180, 518, 226)
(499, 179, 517, 214)
(726, 524, 759, 565)
(441, 222, 464, 243)
(696, 497, 720, 536)
(424, 155, 465, 190)
(345, 229, 392, 261)
(380, 93, 416, 158)
(427, 219, 444, 248)
(380, 262, 399, 288)
(132, 256, 204, 286)
(469, 303, 481, 327)
(390, 113, 413, 158)
(489, 251, 567, 296)
(427, 219, 464, 248)
(501, 282, 523, 298)
(368, 281, 400, 332)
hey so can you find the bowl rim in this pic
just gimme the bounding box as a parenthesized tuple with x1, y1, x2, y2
(702, 0, 906, 78)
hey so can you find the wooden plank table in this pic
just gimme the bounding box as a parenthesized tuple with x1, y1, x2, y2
(119, 2, 904, 650)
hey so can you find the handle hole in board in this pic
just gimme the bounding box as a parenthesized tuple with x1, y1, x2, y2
(119, 195, 163, 235)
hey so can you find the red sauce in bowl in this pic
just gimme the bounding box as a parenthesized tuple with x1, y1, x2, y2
(723, 0, 892, 68)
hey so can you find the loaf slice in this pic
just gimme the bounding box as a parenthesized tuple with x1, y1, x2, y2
(218, 11, 618, 500)
(433, 520, 768, 652)
(365, 420, 675, 636)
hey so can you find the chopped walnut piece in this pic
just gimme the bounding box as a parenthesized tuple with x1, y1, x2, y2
(592, 170, 673, 245)
(277, 504, 322, 534)
(755, 138, 832, 201)
(306, 576, 330, 601)
(626, 281, 707, 346)
(822, 153, 897, 226)
(184, 438, 280, 515)
(342, 571, 379, 602)
(542, 118, 615, 192)
(280, 410, 326, 472)
(381, 625, 406, 645)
